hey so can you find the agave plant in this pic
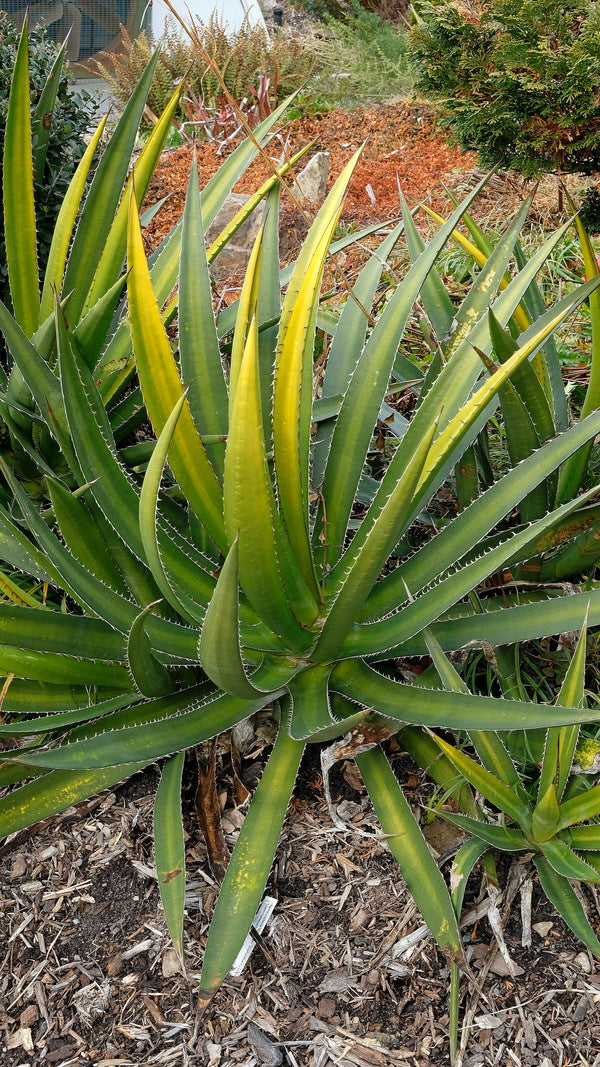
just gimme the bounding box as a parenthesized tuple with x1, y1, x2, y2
(2, 33, 600, 1014)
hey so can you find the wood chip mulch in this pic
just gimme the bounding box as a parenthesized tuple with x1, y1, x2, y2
(1, 748, 599, 1067)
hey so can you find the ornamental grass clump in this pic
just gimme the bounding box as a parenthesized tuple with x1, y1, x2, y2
(0, 28, 600, 1024)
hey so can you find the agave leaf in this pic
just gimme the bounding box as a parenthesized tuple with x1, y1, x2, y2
(199, 716, 304, 1006)
(535, 855, 600, 956)
(224, 286, 318, 643)
(138, 394, 216, 624)
(0, 602, 125, 663)
(127, 191, 226, 553)
(17, 684, 285, 770)
(565, 826, 600, 850)
(85, 82, 184, 315)
(559, 784, 600, 830)
(347, 484, 599, 657)
(315, 417, 438, 660)
(0, 301, 76, 470)
(512, 238, 567, 431)
(39, 117, 108, 322)
(73, 274, 128, 371)
(199, 540, 264, 699)
(438, 810, 529, 851)
(539, 620, 587, 802)
(389, 588, 600, 657)
(62, 50, 161, 321)
(332, 656, 596, 737)
(356, 745, 463, 963)
(422, 202, 531, 341)
(538, 838, 600, 885)
(319, 174, 491, 563)
(154, 751, 186, 958)
(287, 663, 335, 740)
(451, 837, 490, 914)
(256, 185, 282, 444)
(273, 149, 362, 596)
(531, 784, 561, 842)
(402, 202, 455, 343)
(555, 214, 600, 504)
(206, 142, 313, 262)
(128, 604, 175, 698)
(0, 691, 143, 735)
(48, 480, 131, 594)
(0, 645, 130, 688)
(179, 157, 228, 467)
(3, 23, 39, 336)
(312, 220, 406, 491)
(0, 761, 150, 838)
(423, 628, 525, 798)
(431, 734, 531, 828)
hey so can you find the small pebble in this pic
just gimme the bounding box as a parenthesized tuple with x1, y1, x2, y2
(573, 951, 593, 973)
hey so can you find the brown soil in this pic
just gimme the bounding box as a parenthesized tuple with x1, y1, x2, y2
(143, 102, 478, 254)
(1, 747, 599, 1067)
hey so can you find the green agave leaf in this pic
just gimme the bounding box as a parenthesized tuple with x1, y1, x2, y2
(0, 645, 130, 688)
(17, 685, 283, 769)
(0, 691, 143, 735)
(539, 620, 587, 802)
(347, 484, 600, 657)
(534, 855, 600, 956)
(199, 540, 264, 699)
(0, 301, 77, 471)
(85, 81, 184, 315)
(315, 417, 438, 661)
(441, 198, 533, 362)
(154, 751, 186, 958)
(3, 23, 39, 336)
(273, 149, 362, 597)
(256, 185, 282, 446)
(128, 603, 175, 698)
(364, 410, 600, 624)
(564, 826, 600, 850)
(40, 117, 108, 322)
(387, 588, 600, 657)
(318, 175, 491, 564)
(48, 480, 131, 595)
(0, 762, 149, 837)
(199, 716, 304, 1006)
(531, 784, 561, 842)
(312, 220, 405, 491)
(0, 602, 125, 662)
(73, 274, 128, 371)
(179, 157, 228, 468)
(451, 837, 490, 914)
(138, 393, 216, 624)
(127, 190, 226, 553)
(287, 663, 335, 740)
(559, 784, 600, 830)
(512, 238, 567, 432)
(356, 745, 463, 963)
(402, 201, 455, 343)
(423, 628, 525, 798)
(438, 810, 529, 851)
(62, 49, 161, 321)
(538, 838, 600, 885)
(331, 657, 596, 733)
(431, 734, 531, 828)
(224, 274, 318, 643)
(556, 212, 600, 504)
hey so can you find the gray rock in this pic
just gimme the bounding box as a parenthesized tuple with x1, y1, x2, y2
(206, 192, 262, 280)
(293, 151, 330, 203)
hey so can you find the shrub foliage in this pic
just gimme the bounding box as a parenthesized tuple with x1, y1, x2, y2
(408, 0, 600, 177)
(0, 14, 94, 305)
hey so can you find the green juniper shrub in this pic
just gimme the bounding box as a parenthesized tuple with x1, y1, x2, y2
(408, 0, 600, 178)
(0, 14, 96, 308)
